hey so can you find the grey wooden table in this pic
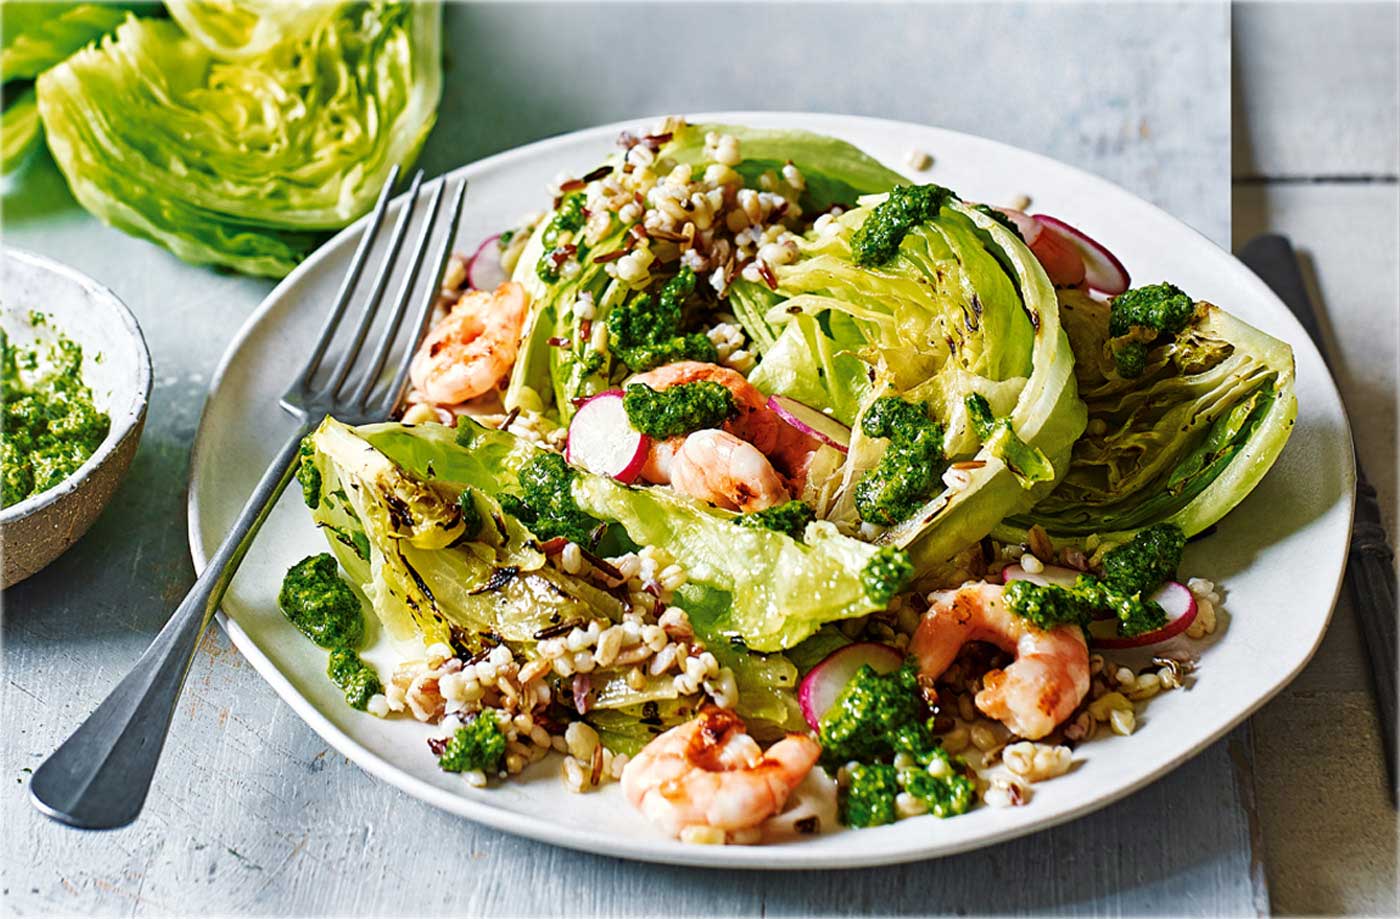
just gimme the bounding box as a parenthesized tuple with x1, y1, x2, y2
(1232, 3, 1398, 914)
(0, 3, 1391, 915)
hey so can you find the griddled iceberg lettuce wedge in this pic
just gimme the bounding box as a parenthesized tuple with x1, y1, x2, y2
(768, 193, 1087, 578)
(304, 418, 621, 649)
(504, 122, 904, 419)
(996, 289, 1297, 543)
(301, 417, 912, 738)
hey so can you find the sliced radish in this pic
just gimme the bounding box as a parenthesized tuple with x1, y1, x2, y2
(767, 395, 851, 453)
(1025, 220, 1087, 287)
(565, 391, 650, 484)
(466, 234, 507, 291)
(1001, 562, 1084, 589)
(1089, 581, 1197, 649)
(798, 641, 903, 730)
(992, 207, 1042, 245)
(1032, 215, 1130, 295)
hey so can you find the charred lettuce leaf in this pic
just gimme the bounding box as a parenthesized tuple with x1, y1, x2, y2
(769, 194, 1086, 580)
(997, 289, 1296, 543)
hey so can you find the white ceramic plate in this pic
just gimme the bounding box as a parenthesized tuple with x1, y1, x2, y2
(188, 113, 1354, 869)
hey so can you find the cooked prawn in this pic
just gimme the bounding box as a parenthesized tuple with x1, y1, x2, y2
(409, 282, 529, 405)
(669, 429, 791, 512)
(911, 581, 1089, 739)
(640, 436, 683, 485)
(621, 706, 821, 838)
(629, 361, 780, 454)
(769, 421, 822, 490)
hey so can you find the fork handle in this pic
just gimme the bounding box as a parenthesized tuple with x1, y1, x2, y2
(29, 421, 314, 830)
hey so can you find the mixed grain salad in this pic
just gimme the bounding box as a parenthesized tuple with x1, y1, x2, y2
(277, 118, 1296, 844)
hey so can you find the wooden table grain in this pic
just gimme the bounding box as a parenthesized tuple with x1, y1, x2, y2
(1, 2, 1383, 915)
(1233, 3, 1399, 914)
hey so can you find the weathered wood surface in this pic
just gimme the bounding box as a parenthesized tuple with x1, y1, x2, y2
(0, 3, 1290, 916)
(1232, 5, 1399, 910)
(1233, 2, 1400, 180)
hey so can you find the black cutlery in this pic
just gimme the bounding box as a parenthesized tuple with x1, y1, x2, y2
(1239, 233, 1397, 805)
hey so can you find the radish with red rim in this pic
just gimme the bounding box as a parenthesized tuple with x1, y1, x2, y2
(767, 394, 851, 453)
(1089, 581, 1196, 648)
(991, 206, 1040, 244)
(798, 641, 903, 730)
(1032, 215, 1130, 296)
(992, 207, 1083, 287)
(565, 391, 650, 484)
(466, 234, 507, 291)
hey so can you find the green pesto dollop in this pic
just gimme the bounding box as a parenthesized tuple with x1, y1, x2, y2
(903, 753, 977, 818)
(1107, 283, 1197, 378)
(734, 499, 815, 541)
(280, 554, 384, 710)
(607, 266, 717, 373)
(296, 434, 321, 509)
(498, 452, 604, 546)
(535, 192, 587, 283)
(850, 184, 956, 267)
(1004, 576, 1167, 638)
(1002, 576, 1097, 631)
(1003, 525, 1185, 640)
(854, 396, 945, 526)
(327, 648, 382, 710)
(278, 553, 365, 649)
(1101, 522, 1186, 595)
(860, 545, 914, 606)
(818, 660, 925, 765)
(457, 487, 484, 541)
(841, 762, 899, 828)
(437, 711, 507, 773)
(1, 324, 111, 507)
(819, 660, 976, 828)
(623, 380, 735, 440)
(964, 393, 1054, 487)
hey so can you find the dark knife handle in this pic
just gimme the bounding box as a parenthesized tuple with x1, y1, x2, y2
(1238, 234, 1331, 364)
(1239, 233, 1398, 804)
(1350, 478, 1398, 801)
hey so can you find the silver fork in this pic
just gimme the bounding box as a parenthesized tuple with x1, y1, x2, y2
(29, 166, 468, 830)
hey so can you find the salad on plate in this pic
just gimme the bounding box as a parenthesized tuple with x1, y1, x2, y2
(279, 117, 1296, 845)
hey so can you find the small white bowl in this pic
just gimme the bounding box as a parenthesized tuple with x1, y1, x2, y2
(0, 247, 152, 587)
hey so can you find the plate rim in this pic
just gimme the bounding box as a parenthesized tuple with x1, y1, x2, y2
(188, 110, 1356, 870)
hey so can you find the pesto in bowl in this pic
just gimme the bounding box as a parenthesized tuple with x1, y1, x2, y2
(2, 314, 111, 507)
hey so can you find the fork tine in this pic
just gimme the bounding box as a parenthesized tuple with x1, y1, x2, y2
(379, 177, 469, 418)
(296, 164, 400, 389)
(322, 170, 424, 398)
(345, 177, 448, 408)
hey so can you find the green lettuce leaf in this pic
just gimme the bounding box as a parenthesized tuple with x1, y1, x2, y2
(35, 3, 441, 277)
(997, 290, 1297, 543)
(305, 417, 812, 735)
(307, 418, 598, 648)
(354, 416, 900, 652)
(1, 2, 147, 81)
(571, 473, 895, 653)
(1, 88, 42, 174)
(504, 121, 904, 416)
(747, 310, 871, 426)
(666, 123, 906, 214)
(771, 197, 1087, 579)
(165, 0, 337, 60)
